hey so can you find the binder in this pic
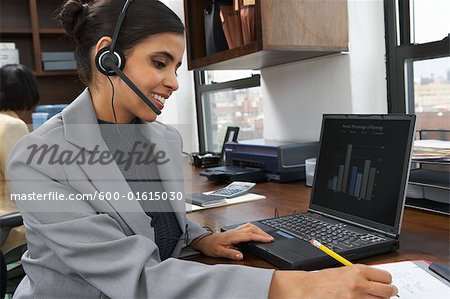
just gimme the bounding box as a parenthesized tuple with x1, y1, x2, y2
(240, 0, 256, 45)
(219, 1, 244, 49)
(204, 0, 229, 55)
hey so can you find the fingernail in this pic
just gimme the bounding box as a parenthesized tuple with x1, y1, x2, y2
(235, 253, 243, 259)
(393, 285, 399, 297)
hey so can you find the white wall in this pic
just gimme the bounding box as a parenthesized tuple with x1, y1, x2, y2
(262, 55, 353, 142)
(347, 0, 388, 114)
(262, 0, 387, 142)
(158, 0, 199, 153)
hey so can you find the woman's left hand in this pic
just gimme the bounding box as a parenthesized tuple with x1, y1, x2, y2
(190, 223, 274, 260)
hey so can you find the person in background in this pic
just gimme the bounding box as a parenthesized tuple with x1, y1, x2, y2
(0, 63, 39, 259)
(7, 1, 398, 298)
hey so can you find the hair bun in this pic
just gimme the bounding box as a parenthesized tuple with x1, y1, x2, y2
(57, 0, 88, 39)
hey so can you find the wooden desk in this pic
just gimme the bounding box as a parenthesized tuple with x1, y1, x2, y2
(185, 163, 450, 268)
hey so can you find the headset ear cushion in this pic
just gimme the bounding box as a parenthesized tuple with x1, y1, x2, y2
(95, 47, 126, 76)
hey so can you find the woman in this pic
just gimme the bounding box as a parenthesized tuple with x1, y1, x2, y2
(8, 1, 398, 298)
(0, 64, 39, 257)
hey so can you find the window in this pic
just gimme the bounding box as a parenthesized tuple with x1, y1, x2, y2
(385, 0, 450, 131)
(194, 70, 262, 152)
(413, 57, 450, 129)
(411, 0, 450, 44)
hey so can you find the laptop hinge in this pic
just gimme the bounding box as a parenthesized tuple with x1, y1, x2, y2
(308, 209, 398, 239)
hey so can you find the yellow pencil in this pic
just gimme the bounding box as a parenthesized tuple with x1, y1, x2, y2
(309, 239, 400, 297)
(309, 239, 353, 266)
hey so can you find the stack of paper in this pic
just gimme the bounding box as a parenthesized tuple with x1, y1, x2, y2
(0, 43, 19, 67)
(42, 52, 77, 71)
(412, 139, 450, 161)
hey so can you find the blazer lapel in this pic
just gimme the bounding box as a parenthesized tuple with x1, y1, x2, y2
(138, 123, 187, 233)
(78, 156, 155, 240)
(61, 88, 154, 239)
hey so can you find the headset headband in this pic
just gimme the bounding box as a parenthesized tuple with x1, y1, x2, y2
(109, 0, 133, 53)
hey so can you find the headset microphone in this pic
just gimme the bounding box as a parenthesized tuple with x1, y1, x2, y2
(95, 0, 162, 115)
(103, 60, 162, 115)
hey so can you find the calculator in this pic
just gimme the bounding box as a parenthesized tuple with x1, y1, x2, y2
(208, 181, 256, 198)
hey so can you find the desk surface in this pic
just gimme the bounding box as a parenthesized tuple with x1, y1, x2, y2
(185, 163, 450, 269)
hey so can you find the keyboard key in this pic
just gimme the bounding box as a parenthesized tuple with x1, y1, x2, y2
(261, 214, 385, 249)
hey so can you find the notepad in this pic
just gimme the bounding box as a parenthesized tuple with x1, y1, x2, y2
(186, 192, 265, 212)
(372, 261, 450, 298)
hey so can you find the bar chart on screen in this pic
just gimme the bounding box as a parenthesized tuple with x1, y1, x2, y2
(327, 143, 385, 201)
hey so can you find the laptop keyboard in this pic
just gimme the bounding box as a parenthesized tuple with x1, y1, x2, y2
(261, 214, 387, 252)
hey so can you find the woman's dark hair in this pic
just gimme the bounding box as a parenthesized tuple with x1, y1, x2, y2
(56, 0, 185, 85)
(0, 64, 40, 111)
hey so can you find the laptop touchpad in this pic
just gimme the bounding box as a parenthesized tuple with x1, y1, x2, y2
(259, 231, 323, 260)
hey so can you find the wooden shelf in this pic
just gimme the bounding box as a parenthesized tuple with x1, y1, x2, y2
(190, 41, 347, 70)
(0, 28, 32, 34)
(34, 70, 78, 77)
(189, 41, 261, 69)
(184, 0, 348, 70)
(1, 0, 84, 104)
(39, 28, 65, 35)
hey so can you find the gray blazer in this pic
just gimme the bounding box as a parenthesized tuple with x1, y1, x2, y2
(8, 89, 273, 299)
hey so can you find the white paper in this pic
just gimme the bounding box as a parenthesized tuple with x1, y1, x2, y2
(414, 140, 450, 150)
(0, 49, 19, 67)
(186, 192, 265, 212)
(0, 42, 16, 49)
(372, 261, 450, 299)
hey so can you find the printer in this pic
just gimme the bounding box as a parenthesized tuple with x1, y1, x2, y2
(223, 139, 319, 182)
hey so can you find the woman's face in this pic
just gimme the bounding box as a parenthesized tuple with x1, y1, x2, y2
(107, 32, 184, 122)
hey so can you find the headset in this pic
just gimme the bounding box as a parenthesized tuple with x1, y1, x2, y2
(95, 0, 162, 115)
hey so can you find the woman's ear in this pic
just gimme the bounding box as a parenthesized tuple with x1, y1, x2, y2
(95, 36, 113, 55)
(91, 36, 115, 84)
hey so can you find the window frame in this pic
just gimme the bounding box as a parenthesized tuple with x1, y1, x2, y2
(384, 0, 450, 113)
(193, 71, 261, 152)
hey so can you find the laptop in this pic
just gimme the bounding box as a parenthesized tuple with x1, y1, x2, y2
(223, 114, 416, 270)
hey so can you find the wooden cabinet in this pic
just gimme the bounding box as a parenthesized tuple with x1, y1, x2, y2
(184, 0, 348, 70)
(0, 0, 84, 104)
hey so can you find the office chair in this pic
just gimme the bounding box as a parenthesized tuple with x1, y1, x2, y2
(34, 104, 69, 119)
(0, 212, 25, 299)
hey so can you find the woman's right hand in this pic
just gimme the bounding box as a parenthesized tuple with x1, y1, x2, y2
(268, 264, 398, 299)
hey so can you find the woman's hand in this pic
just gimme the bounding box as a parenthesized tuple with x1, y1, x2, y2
(190, 222, 274, 260)
(269, 264, 398, 299)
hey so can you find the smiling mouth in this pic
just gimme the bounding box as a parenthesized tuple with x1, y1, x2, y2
(150, 92, 166, 106)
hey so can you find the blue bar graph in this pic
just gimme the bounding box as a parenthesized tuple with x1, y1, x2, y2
(348, 166, 358, 195)
(332, 176, 338, 191)
(327, 144, 378, 200)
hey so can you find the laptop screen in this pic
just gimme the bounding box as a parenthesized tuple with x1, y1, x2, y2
(309, 114, 416, 235)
